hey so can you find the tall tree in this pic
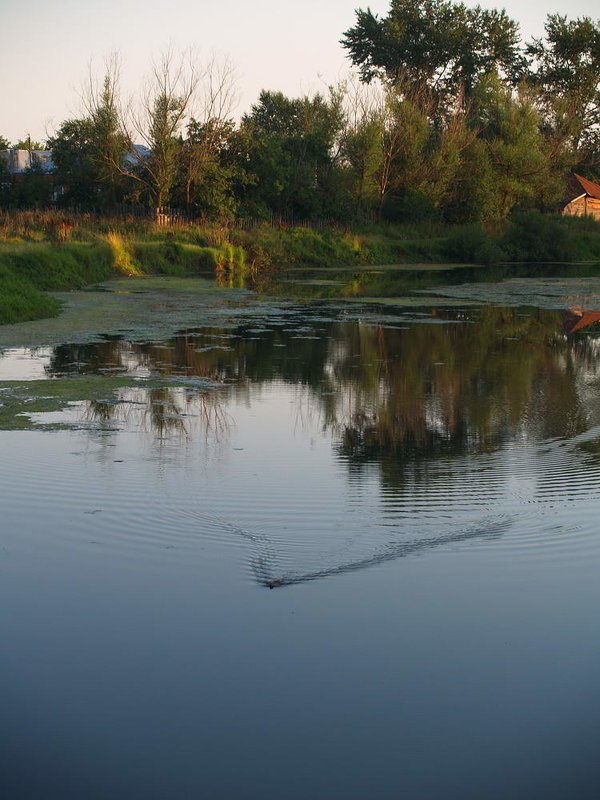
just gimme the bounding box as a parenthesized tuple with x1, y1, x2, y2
(341, 0, 523, 116)
(178, 58, 238, 210)
(119, 50, 200, 209)
(47, 118, 98, 205)
(240, 90, 344, 218)
(527, 15, 600, 160)
(339, 80, 386, 216)
(82, 57, 129, 204)
(448, 75, 558, 220)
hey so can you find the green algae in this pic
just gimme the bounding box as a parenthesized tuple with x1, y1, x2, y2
(0, 376, 133, 430)
(418, 277, 600, 310)
(0, 277, 251, 349)
(0, 373, 221, 431)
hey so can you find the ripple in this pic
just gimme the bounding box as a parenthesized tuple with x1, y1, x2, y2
(4, 391, 600, 588)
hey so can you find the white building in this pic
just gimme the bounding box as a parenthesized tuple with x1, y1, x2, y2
(0, 149, 55, 174)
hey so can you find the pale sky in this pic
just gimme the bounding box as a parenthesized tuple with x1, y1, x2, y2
(1, 0, 598, 144)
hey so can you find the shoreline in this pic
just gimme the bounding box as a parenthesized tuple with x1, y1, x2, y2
(1, 214, 600, 325)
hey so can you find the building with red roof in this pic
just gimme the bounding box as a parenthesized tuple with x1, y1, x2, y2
(562, 173, 600, 220)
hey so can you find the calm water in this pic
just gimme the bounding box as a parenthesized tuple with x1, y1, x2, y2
(2, 280, 600, 798)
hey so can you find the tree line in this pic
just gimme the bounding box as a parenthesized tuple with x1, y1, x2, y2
(1, 0, 599, 224)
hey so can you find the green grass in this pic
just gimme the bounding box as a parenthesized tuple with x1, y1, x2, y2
(0, 264, 61, 324)
(0, 233, 246, 325)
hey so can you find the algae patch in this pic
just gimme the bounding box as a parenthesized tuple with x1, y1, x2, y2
(0, 376, 132, 430)
(0, 277, 252, 349)
(0, 373, 222, 432)
(417, 277, 600, 310)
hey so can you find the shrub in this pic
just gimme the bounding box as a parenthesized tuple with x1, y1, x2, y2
(443, 224, 505, 264)
(503, 211, 572, 262)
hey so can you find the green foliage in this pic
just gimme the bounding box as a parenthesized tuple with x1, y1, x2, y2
(557, 214, 600, 260)
(443, 224, 505, 264)
(106, 232, 141, 275)
(341, 0, 522, 102)
(231, 225, 366, 268)
(239, 90, 344, 219)
(131, 241, 240, 275)
(48, 99, 128, 209)
(382, 188, 440, 223)
(1, 9, 598, 228)
(1, 242, 113, 290)
(0, 264, 60, 324)
(472, 76, 556, 216)
(502, 211, 572, 261)
(527, 15, 600, 149)
(48, 119, 99, 206)
(13, 138, 44, 150)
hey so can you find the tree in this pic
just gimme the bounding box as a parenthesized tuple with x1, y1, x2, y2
(341, 0, 523, 115)
(13, 137, 44, 150)
(337, 76, 472, 220)
(178, 58, 238, 210)
(82, 57, 129, 205)
(527, 15, 600, 156)
(447, 75, 559, 220)
(0, 136, 10, 150)
(339, 79, 386, 216)
(47, 118, 98, 205)
(239, 89, 344, 218)
(120, 50, 200, 209)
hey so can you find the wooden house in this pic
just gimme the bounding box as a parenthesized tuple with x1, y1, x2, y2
(562, 173, 600, 220)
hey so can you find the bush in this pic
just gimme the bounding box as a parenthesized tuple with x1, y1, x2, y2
(443, 224, 505, 264)
(382, 189, 440, 223)
(503, 211, 572, 262)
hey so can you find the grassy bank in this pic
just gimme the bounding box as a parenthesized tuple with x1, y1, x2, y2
(1, 209, 600, 324)
(0, 228, 246, 325)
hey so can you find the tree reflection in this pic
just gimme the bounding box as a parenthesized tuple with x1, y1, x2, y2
(45, 304, 600, 470)
(35, 301, 600, 585)
(84, 385, 231, 441)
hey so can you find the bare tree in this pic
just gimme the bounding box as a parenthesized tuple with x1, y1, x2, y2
(181, 57, 238, 208)
(117, 49, 201, 211)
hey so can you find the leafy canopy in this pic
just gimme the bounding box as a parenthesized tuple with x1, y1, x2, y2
(341, 0, 523, 101)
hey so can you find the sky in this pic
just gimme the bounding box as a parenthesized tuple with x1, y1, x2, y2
(1, 0, 599, 145)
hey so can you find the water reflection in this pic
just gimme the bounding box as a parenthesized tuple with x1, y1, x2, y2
(562, 307, 600, 335)
(5, 303, 591, 585)
(43, 305, 600, 457)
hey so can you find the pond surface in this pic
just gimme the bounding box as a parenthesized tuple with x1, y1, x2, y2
(2, 272, 600, 798)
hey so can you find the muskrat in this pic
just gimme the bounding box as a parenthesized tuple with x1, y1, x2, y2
(267, 580, 283, 589)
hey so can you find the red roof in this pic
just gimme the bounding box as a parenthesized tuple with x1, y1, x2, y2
(562, 308, 600, 334)
(566, 173, 600, 202)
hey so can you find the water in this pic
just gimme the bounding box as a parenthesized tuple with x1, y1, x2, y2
(2, 281, 600, 798)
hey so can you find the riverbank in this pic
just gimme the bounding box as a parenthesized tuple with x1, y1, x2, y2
(1, 210, 600, 324)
